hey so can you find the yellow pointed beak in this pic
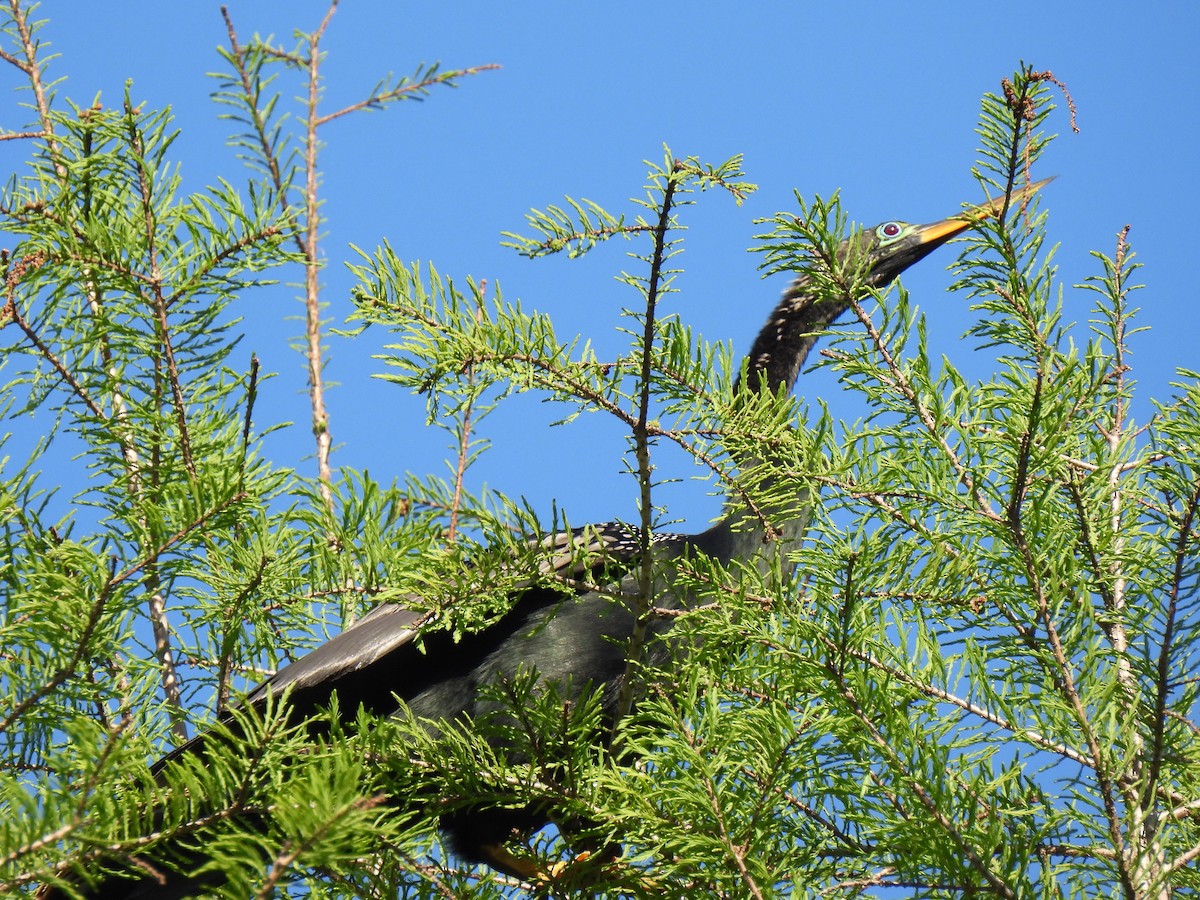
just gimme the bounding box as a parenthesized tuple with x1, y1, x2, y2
(915, 176, 1055, 245)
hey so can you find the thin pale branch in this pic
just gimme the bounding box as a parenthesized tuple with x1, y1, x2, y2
(3, 0, 62, 170)
(313, 63, 501, 127)
(300, 1, 338, 517)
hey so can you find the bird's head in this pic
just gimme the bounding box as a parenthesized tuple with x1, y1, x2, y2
(741, 176, 1053, 397)
(855, 176, 1054, 289)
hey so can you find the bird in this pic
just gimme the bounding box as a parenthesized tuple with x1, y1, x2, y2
(42, 178, 1049, 899)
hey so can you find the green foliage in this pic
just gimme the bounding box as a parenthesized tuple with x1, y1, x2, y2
(0, 13, 1194, 900)
(0, 6, 455, 895)
(0, 82, 301, 756)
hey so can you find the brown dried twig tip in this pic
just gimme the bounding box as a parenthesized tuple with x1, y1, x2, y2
(1005, 70, 1080, 133)
(1028, 69, 1080, 133)
(1114, 224, 1131, 274)
(5, 250, 46, 296)
(3, 251, 47, 320)
(1001, 77, 1037, 122)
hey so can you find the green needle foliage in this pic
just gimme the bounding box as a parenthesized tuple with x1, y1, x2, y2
(0, 7, 1194, 897)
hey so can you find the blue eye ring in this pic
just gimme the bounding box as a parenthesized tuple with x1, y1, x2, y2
(880, 222, 902, 239)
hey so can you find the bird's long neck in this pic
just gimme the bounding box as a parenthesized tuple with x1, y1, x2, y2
(697, 274, 852, 566)
(736, 273, 851, 397)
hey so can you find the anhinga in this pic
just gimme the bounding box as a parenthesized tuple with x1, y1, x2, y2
(44, 179, 1049, 899)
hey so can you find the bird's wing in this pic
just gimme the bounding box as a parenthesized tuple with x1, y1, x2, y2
(149, 522, 652, 774)
(247, 521, 647, 704)
(245, 600, 432, 705)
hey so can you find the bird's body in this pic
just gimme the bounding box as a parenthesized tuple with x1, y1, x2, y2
(215, 516, 781, 869)
(45, 179, 1050, 898)
(245, 517, 778, 725)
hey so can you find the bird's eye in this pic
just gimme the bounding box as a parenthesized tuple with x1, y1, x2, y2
(880, 222, 902, 239)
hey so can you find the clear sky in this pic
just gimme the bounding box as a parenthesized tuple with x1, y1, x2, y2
(6, 1, 1198, 534)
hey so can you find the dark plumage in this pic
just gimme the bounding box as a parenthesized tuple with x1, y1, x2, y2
(43, 180, 1049, 898)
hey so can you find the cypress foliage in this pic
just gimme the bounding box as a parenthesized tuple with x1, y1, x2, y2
(0, 7, 1193, 896)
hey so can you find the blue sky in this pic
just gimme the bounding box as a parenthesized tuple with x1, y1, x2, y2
(9, 1, 1199, 534)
